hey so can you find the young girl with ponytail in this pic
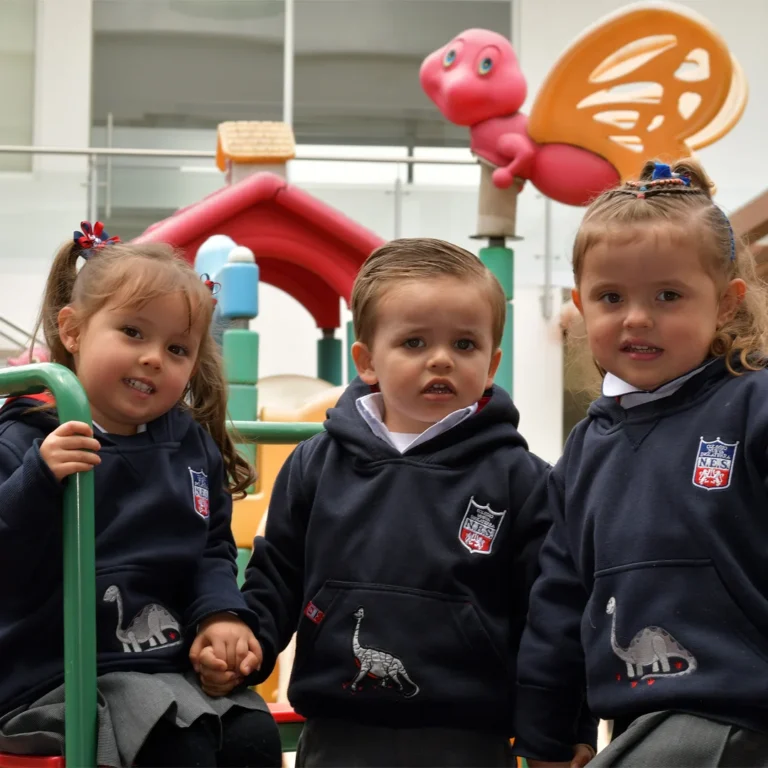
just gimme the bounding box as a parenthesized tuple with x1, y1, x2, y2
(0, 224, 280, 768)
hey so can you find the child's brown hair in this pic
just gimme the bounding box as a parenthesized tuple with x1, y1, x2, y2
(351, 237, 506, 347)
(573, 158, 768, 375)
(33, 239, 255, 497)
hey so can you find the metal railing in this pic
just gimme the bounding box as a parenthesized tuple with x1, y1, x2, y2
(0, 317, 37, 353)
(0, 142, 477, 234)
(0, 144, 475, 164)
(0, 363, 323, 767)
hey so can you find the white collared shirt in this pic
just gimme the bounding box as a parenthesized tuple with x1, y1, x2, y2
(93, 421, 147, 434)
(603, 360, 716, 409)
(356, 392, 477, 453)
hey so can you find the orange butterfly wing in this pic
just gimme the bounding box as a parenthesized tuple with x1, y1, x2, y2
(528, 3, 747, 180)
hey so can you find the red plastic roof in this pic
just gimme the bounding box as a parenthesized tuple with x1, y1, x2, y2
(134, 172, 385, 328)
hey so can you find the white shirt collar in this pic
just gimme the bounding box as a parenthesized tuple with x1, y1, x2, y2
(603, 359, 715, 409)
(355, 392, 477, 453)
(93, 420, 147, 434)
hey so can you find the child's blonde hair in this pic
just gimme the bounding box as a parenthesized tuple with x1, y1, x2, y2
(351, 237, 506, 348)
(573, 158, 768, 375)
(33, 239, 255, 497)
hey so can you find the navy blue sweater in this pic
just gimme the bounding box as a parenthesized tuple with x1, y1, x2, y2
(0, 397, 258, 715)
(514, 359, 768, 761)
(242, 378, 552, 733)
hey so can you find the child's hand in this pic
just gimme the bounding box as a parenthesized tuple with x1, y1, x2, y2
(189, 613, 263, 678)
(528, 743, 595, 768)
(40, 421, 101, 481)
(195, 645, 243, 697)
(571, 743, 596, 768)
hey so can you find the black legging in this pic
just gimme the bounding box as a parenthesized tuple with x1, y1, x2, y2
(134, 708, 282, 767)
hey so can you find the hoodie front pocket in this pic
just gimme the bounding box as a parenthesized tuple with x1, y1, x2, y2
(290, 581, 507, 705)
(582, 559, 768, 707)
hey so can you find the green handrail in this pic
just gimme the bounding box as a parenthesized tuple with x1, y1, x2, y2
(0, 363, 96, 768)
(230, 421, 324, 443)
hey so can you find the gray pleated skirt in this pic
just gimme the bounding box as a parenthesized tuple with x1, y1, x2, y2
(589, 711, 768, 767)
(0, 669, 269, 767)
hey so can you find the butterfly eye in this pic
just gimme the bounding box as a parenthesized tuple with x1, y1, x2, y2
(443, 48, 457, 68)
(478, 56, 493, 75)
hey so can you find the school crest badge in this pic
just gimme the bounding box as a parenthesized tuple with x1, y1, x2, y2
(458, 496, 506, 554)
(188, 468, 210, 518)
(692, 437, 738, 490)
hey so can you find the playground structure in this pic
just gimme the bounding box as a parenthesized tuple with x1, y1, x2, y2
(421, 2, 747, 213)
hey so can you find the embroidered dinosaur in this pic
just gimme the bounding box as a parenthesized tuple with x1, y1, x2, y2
(103, 585, 182, 653)
(347, 607, 419, 697)
(607, 596, 697, 680)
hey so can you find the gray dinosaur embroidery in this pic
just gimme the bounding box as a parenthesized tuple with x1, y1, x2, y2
(607, 596, 697, 680)
(347, 607, 420, 697)
(103, 585, 182, 653)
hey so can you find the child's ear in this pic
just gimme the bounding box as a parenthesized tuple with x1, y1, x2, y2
(57, 306, 80, 354)
(351, 341, 377, 385)
(485, 348, 502, 390)
(718, 278, 747, 326)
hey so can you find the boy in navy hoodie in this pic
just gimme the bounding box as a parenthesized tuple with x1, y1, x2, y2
(196, 238, 595, 767)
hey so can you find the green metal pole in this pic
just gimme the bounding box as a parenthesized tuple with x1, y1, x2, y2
(0, 363, 96, 768)
(317, 329, 342, 385)
(230, 421, 324, 443)
(479, 243, 514, 395)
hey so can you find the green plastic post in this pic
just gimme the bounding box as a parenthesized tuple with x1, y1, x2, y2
(0, 363, 96, 768)
(223, 328, 258, 491)
(317, 329, 342, 385)
(236, 547, 251, 587)
(346, 320, 357, 384)
(480, 245, 514, 394)
(224, 330, 259, 385)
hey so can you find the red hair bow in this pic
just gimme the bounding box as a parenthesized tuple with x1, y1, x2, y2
(73, 221, 120, 257)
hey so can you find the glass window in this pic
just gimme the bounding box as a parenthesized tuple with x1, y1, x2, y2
(92, 1, 284, 132)
(0, 0, 35, 172)
(294, 0, 511, 147)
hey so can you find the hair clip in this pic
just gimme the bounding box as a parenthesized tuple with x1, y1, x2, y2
(201, 273, 220, 305)
(625, 166, 692, 198)
(74, 220, 120, 259)
(651, 162, 691, 186)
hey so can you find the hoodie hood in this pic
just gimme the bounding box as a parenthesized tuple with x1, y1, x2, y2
(324, 377, 527, 466)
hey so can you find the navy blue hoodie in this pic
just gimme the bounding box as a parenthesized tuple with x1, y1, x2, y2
(0, 397, 259, 715)
(514, 359, 768, 761)
(242, 378, 551, 733)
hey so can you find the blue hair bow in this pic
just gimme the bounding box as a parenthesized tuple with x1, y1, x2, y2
(651, 162, 691, 186)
